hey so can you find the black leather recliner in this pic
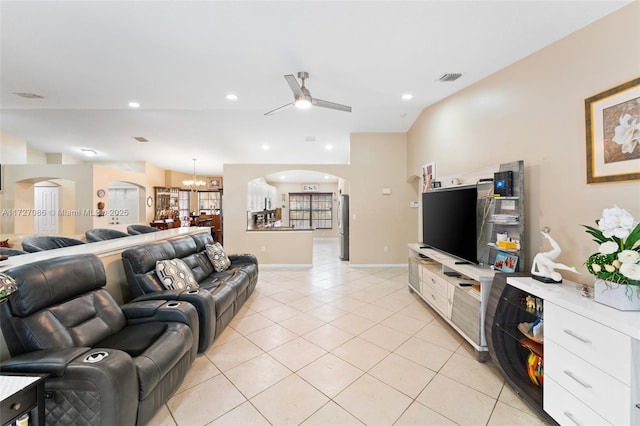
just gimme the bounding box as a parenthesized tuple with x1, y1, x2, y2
(0, 247, 26, 256)
(85, 228, 130, 242)
(126, 224, 159, 235)
(21, 236, 85, 253)
(0, 254, 199, 425)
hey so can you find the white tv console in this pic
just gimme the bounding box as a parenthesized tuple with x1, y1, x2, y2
(408, 243, 495, 361)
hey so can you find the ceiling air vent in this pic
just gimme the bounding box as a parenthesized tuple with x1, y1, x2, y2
(305, 136, 316, 142)
(439, 73, 462, 82)
(133, 137, 149, 142)
(13, 92, 44, 99)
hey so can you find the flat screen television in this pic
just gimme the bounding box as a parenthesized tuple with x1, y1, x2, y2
(422, 186, 478, 264)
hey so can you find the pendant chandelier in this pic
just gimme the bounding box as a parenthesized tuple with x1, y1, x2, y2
(182, 158, 205, 191)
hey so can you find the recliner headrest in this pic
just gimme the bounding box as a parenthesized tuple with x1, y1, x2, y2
(4, 253, 106, 316)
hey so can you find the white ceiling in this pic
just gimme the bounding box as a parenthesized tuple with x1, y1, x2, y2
(0, 1, 631, 180)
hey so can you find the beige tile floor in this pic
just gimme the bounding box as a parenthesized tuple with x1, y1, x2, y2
(149, 239, 548, 426)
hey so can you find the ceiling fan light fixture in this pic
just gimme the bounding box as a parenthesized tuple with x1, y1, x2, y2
(295, 97, 312, 109)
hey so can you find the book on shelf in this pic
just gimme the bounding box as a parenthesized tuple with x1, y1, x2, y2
(494, 251, 519, 273)
(491, 214, 519, 223)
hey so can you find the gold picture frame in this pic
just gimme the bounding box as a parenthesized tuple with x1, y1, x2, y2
(585, 77, 640, 183)
(207, 177, 223, 190)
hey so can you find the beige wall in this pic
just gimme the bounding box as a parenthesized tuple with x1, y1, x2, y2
(407, 2, 640, 283)
(349, 133, 417, 265)
(224, 132, 416, 265)
(0, 132, 171, 239)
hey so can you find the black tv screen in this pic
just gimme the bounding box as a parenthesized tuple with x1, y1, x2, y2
(422, 186, 478, 264)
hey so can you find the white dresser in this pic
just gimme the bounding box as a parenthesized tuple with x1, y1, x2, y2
(507, 277, 640, 426)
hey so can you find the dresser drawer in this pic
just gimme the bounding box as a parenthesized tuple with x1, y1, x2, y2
(545, 339, 631, 425)
(545, 302, 630, 383)
(544, 377, 611, 426)
(421, 265, 450, 298)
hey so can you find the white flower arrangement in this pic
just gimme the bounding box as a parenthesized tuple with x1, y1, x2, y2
(583, 206, 640, 297)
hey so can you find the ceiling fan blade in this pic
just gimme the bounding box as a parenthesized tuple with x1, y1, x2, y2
(312, 98, 352, 112)
(264, 102, 294, 116)
(284, 74, 304, 98)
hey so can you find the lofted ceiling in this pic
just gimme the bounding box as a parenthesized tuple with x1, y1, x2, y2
(0, 1, 631, 180)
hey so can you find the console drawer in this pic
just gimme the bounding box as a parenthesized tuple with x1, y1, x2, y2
(421, 265, 450, 298)
(545, 339, 630, 425)
(421, 286, 450, 318)
(544, 377, 610, 426)
(545, 302, 630, 383)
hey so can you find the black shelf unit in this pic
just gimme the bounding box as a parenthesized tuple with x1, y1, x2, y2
(485, 272, 557, 425)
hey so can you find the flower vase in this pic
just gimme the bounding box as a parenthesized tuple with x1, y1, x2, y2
(593, 280, 640, 311)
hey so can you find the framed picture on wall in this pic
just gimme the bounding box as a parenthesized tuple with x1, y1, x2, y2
(207, 177, 223, 191)
(421, 162, 436, 193)
(585, 77, 640, 183)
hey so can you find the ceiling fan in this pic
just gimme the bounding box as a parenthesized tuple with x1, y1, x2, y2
(264, 72, 352, 115)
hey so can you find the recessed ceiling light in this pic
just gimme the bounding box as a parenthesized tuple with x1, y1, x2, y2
(280, 175, 286, 180)
(402, 94, 413, 100)
(13, 92, 44, 99)
(226, 93, 238, 101)
(324, 175, 330, 179)
(325, 144, 333, 151)
(128, 101, 140, 108)
(262, 144, 270, 151)
(81, 148, 97, 157)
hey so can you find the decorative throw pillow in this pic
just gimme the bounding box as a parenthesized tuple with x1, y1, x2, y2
(205, 242, 231, 272)
(155, 258, 199, 290)
(0, 272, 18, 300)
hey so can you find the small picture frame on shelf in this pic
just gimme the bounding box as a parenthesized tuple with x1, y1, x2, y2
(421, 162, 436, 193)
(494, 250, 518, 273)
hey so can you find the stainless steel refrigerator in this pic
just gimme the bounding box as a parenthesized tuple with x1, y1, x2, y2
(338, 194, 349, 260)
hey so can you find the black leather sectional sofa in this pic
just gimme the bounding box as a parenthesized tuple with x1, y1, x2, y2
(0, 232, 259, 425)
(121, 232, 258, 352)
(0, 254, 199, 425)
